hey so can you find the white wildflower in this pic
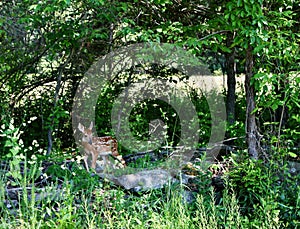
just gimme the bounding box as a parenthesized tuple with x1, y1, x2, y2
(18, 153, 26, 160)
(76, 155, 83, 163)
(30, 116, 37, 121)
(19, 139, 24, 146)
(28, 160, 35, 165)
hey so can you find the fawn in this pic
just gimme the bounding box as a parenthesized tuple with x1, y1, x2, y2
(78, 122, 125, 172)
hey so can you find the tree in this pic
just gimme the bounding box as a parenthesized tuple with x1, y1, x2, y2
(0, 0, 129, 152)
(222, 0, 299, 158)
(1, 0, 299, 158)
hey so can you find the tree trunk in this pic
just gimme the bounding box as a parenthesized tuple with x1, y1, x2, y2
(225, 32, 236, 125)
(46, 49, 74, 155)
(245, 46, 261, 159)
(46, 70, 62, 155)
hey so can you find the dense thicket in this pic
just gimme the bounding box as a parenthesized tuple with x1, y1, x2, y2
(0, 0, 299, 158)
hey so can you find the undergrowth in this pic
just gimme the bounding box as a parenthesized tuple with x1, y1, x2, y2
(1, 154, 299, 229)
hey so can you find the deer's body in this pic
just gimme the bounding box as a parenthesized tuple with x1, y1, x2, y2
(78, 122, 125, 172)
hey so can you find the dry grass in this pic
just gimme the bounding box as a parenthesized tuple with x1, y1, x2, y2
(189, 75, 245, 93)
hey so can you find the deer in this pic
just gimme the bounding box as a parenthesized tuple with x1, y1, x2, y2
(78, 122, 125, 172)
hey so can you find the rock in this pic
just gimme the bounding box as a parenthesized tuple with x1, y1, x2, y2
(179, 173, 197, 184)
(182, 190, 196, 204)
(288, 161, 300, 174)
(99, 169, 175, 192)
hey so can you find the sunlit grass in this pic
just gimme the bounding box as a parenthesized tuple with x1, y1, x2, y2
(0, 158, 291, 229)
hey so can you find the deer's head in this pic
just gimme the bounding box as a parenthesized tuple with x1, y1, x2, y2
(78, 122, 93, 145)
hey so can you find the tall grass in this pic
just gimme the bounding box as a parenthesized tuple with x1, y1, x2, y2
(0, 160, 290, 229)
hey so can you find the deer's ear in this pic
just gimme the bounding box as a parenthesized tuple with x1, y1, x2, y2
(78, 123, 84, 132)
(89, 121, 93, 130)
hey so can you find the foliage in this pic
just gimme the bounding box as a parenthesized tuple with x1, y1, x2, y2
(1, 0, 299, 155)
(0, 157, 290, 229)
(0, 0, 129, 151)
(0, 119, 23, 160)
(0, 0, 299, 228)
(227, 153, 300, 227)
(228, 157, 279, 213)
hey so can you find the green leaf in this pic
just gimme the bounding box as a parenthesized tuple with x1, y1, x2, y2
(253, 45, 264, 53)
(257, 21, 262, 29)
(251, 107, 259, 114)
(220, 46, 231, 53)
(237, 0, 242, 7)
(242, 42, 248, 49)
(215, 34, 222, 42)
(227, 2, 233, 11)
(230, 14, 235, 22)
(288, 152, 297, 158)
(245, 4, 250, 14)
(271, 103, 278, 110)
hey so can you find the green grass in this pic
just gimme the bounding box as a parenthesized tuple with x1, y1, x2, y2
(2, 158, 295, 229)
